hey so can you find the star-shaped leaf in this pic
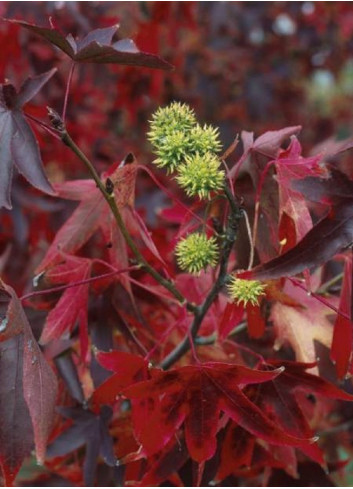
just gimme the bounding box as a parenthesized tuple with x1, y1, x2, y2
(46, 406, 116, 486)
(124, 362, 314, 463)
(92, 351, 149, 407)
(8, 20, 173, 70)
(0, 69, 56, 208)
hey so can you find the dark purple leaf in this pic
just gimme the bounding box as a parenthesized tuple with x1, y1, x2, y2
(16, 69, 57, 107)
(0, 335, 34, 486)
(23, 328, 58, 464)
(0, 281, 58, 466)
(76, 26, 117, 51)
(46, 409, 95, 457)
(241, 169, 353, 281)
(47, 407, 116, 486)
(0, 70, 56, 208)
(6, 20, 75, 56)
(292, 167, 353, 204)
(240, 200, 353, 281)
(8, 19, 173, 71)
(54, 351, 85, 404)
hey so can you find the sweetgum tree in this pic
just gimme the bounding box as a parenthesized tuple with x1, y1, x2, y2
(0, 9, 353, 488)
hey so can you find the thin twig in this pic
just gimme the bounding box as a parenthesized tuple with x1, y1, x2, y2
(62, 62, 75, 121)
(137, 164, 211, 230)
(242, 209, 254, 270)
(288, 277, 350, 321)
(25, 113, 61, 140)
(252, 161, 275, 254)
(20, 266, 139, 302)
(317, 273, 344, 294)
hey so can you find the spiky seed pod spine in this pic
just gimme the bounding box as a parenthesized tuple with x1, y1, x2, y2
(175, 233, 219, 275)
(189, 123, 222, 155)
(176, 152, 225, 200)
(227, 277, 266, 307)
(148, 102, 197, 148)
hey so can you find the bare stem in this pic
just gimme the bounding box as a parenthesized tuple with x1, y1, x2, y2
(62, 62, 75, 121)
(317, 273, 344, 294)
(20, 266, 139, 302)
(289, 277, 350, 321)
(25, 113, 61, 140)
(242, 209, 254, 270)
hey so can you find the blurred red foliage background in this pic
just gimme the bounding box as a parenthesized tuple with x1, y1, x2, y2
(1, 2, 353, 486)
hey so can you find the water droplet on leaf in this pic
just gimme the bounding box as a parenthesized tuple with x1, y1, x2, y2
(0, 317, 8, 332)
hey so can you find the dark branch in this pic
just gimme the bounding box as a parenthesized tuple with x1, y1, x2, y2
(160, 187, 242, 369)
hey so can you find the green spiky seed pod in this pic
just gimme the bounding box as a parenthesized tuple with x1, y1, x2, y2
(189, 124, 222, 155)
(148, 102, 197, 147)
(227, 277, 266, 307)
(153, 130, 191, 173)
(176, 152, 225, 200)
(175, 233, 219, 275)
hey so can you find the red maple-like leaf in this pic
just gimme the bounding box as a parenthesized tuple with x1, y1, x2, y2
(216, 423, 289, 482)
(217, 359, 353, 481)
(36, 161, 136, 272)
(92, 351, 149, 407)
(274, 137, 326, 249)
(331, 254, 353, 378)
(39, 255, 92, 359)
(218, 302, 244, 341)
(0, 69, 56, 208)
(36, 159, 164, 283)
(258, 360, 353, 458)
(8, 20, 173, 70)
(123, 362, 314, 463)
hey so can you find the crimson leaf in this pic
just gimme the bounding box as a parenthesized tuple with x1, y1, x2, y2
(331, 255, 353, 378)
(40, 255, 92, 360)
(93, 351, 149, 406)
(124, 362, 314, 463)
